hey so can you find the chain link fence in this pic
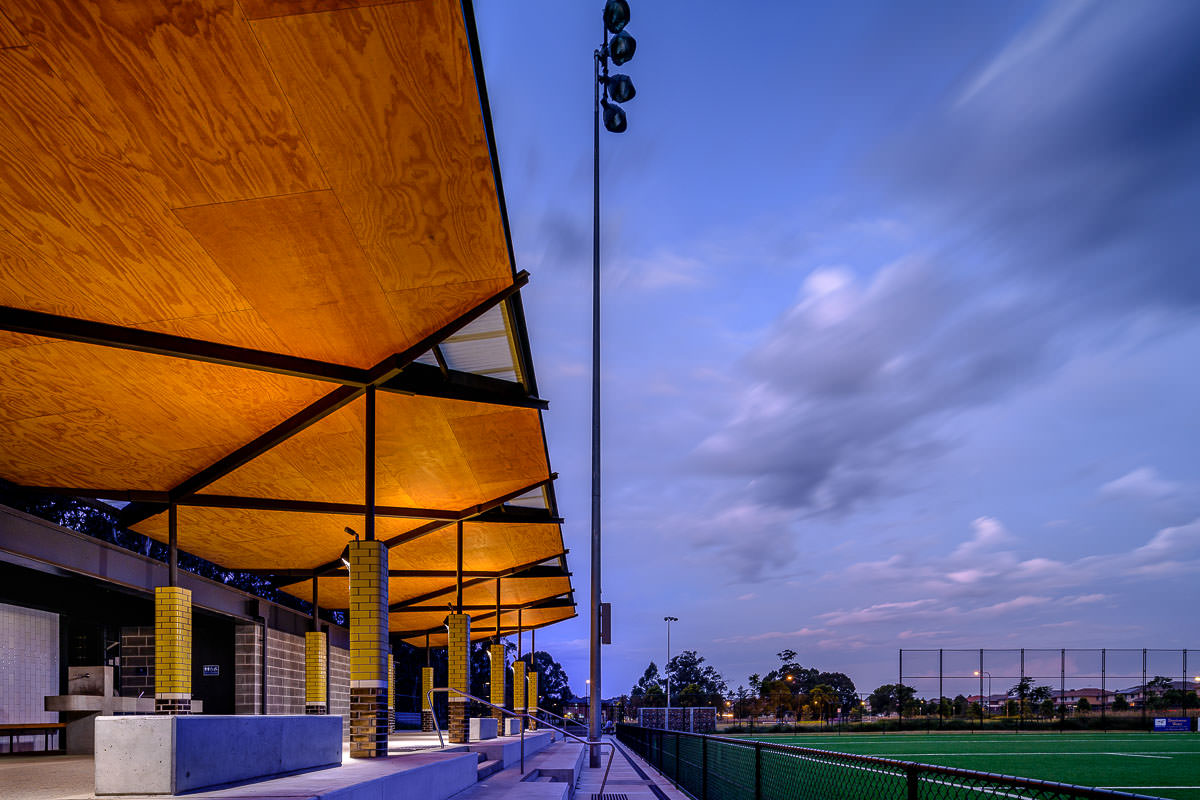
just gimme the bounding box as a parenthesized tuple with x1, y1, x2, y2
(615, 724, 1163, 800)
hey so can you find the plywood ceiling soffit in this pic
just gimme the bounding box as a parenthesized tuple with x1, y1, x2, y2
(0, 9, 28, 48)
(0, 335, 331, 489)
(0, 47, 254, 327)
(387, 605, 574, 638)
(2, 0, 326, 209)
(411, 577, 572, 610)
(398, 610, 577, 646)
(133, 506, 429, 570)
(387, 522, 564, 572)
(248, 0, 511, 293)
(375, 393, 549, 509)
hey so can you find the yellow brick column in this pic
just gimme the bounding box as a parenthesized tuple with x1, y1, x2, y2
(489, 644, 506, 726)
(512, 659, 527, 732)
(528, 671, 539, 730)
(305, 631, 328, 714)
(154, 586, 191, 714)
(349, 539, 388, 758)
(387, 652, 395, 733)
(421, 666, 435, 732)
(447, 613, 470, 743)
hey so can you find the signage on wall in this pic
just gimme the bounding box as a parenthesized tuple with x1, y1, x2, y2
(1152, 717, 1190, 732)
(202, 665, 219, 677)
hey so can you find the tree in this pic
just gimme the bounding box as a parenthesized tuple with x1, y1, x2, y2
(816, 671, 858, 714)
(1112, 694, 1129, 711)
(868, 685, 896, 716)
(809, 684, 837, 723)
(529, 650, 571, 717)
(630, 662, 665, 712)
(1146, 676, 1174, 711)
(1076, 697, 1091, 715)
(666, 650, 727, 707)
(952, 694, 968, 716)
(1030, 686, 1053, 718)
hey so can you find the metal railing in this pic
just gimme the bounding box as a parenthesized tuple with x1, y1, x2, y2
(426, 687, 615, 795)
(535, 706, 588, 736)
(616, 724, 1165, 800)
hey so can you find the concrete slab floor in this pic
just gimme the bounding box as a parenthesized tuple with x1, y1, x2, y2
(0, 732, 468, 800)
(574, 737, 691, 800)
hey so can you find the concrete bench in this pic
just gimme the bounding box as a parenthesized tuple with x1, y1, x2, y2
(95, 714, 341, 795)
(469, 717, 498, 740)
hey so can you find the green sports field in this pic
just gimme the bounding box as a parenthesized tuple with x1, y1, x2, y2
(731, 732, 1200, 800)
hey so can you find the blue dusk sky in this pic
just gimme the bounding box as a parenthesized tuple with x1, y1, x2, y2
(473, 0, 1200, 698)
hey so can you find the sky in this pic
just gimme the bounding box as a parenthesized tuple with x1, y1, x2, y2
(472, 0, 1200, 700)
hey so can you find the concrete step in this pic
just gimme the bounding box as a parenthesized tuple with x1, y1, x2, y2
(477, 758, 503, 781)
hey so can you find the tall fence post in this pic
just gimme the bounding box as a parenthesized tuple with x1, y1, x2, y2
(754, 740, 763, 800)
(701, 735, 708, 800)
(906, 766, 919, 800)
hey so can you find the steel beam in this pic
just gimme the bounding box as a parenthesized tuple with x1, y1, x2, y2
(0, 306, 367, 385)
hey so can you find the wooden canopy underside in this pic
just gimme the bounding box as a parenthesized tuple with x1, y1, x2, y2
(0, 0, 574, 642)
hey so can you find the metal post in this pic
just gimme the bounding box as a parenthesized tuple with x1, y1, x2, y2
(906, 767, 919, 800)
(938, 649, 943, 728)
(365, 385, 375, 541)
(754, 740, 762, 800)
(1058, 649, 1066, 730)
(168, 503, 178, 587)
(311, 574, 319, 631)
(701, 734, 708, 800)
(665, 617, 674, 727)
(495, 578, 501, 643)
(456, 520, 463, 613)
(1101, 648, 1106, 729)
(979, 649, 984, 727)
(1142, 648, 1148, 727)
(898, 649, 903, 729)
(1019, 648, 1025, 730)
(588, 15, 605, 772)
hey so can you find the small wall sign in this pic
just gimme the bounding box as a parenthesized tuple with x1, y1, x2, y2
(202, 664, 219, 676)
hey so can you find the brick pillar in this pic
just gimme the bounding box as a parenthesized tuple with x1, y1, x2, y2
(447, 613, 470, 743)
(349, 540, 388, 758)
(387, 652, 395, 733)
(528, 671, 539, 730)
(421, 666, 434, 732)
(512, 659, 527, 731)
(305, 631, 328, 714)
(489, 644, 506, 724)
(154, 587, 191, 714)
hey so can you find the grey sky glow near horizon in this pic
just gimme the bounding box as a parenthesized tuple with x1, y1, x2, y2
(473, 0, 1200, 699)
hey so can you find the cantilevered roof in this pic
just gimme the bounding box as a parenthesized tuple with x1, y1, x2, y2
(0, 0, 574, 642)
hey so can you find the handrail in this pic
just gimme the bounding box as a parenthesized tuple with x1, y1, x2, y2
(535, 706, 587, 731)
(426, 686, 615, 795)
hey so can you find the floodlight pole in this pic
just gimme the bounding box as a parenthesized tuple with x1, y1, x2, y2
(588, 20, 605, 769)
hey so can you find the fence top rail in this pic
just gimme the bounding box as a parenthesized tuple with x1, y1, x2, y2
(615, 725, 1163, 800)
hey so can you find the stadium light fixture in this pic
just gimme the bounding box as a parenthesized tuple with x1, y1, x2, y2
(603, 0, 630, 33)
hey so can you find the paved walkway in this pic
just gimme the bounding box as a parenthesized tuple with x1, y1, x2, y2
(576, 737, 690, 800)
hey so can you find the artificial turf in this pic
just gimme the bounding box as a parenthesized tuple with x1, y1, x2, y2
(729, 732, 1200, 800)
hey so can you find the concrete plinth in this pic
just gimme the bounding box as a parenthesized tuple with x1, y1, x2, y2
(468, 717, 498, 740)
(94, 714, 341, 795)
(502, 717, 522, 736)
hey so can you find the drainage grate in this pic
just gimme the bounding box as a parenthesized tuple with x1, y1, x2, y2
(592, 795, 629, 800)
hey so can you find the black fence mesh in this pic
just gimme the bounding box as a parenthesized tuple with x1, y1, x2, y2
(615, 724, 1163, 800)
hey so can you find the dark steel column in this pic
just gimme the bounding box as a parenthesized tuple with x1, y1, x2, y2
(589, 22, 605, 769)
(365, 386, 375, 541)
(456, 520, 464, 613)
(168, 503, 178, 587)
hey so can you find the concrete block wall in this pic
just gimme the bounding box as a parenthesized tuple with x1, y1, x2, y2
(330, 644, 350, 737)
(266, 627, 305, 715)
(0, 602, 58, 752)
(120, 626, 155, 698)
(233, 624, 261, 715)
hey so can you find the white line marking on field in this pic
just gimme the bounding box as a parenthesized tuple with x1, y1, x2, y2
(1100, 788, 1200, 791)
(1107, 752, 1171, 759)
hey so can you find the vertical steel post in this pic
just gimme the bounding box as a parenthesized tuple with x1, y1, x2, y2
(168, 503, 178, 587)
(1101, 648, 1106, 728)
(495, 578, 501, 643)
(979, 649, 984, 727)
(1142, 648, 1148, 727)
(588, 14, 605, 772)
(1019, 648, 1025, 730)
(365, 385, 375, 541)
(938, 649, 943, 727)
(754, 740, 762, 800)
(311, 574, 319, 630)
(1060, 649, 1066, 730)
(701, 734, 708, 800)
(456, 520, 463, 613)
